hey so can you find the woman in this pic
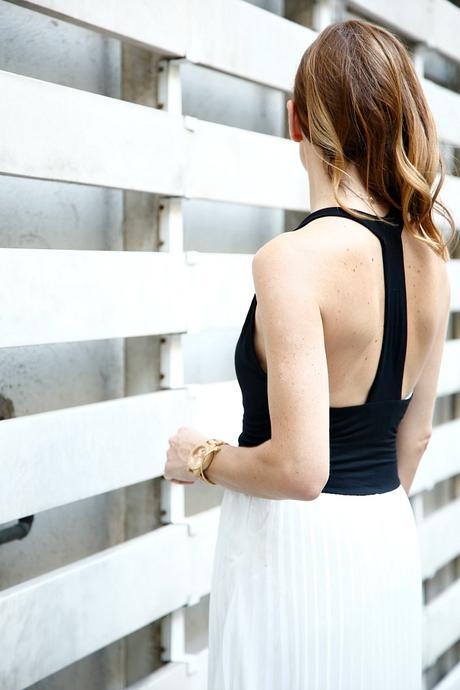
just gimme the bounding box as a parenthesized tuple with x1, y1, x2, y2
(163, 19, 456, 690)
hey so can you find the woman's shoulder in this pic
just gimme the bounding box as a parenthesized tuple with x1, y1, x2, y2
(252, 228, 330, 297)
(253, 216, 352, 263)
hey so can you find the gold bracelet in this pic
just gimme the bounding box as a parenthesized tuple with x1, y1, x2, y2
(188, 438, 229, 485)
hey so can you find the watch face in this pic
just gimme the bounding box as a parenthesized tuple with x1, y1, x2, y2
(189, 444, 206, 472)
(188, 455, 203, 472)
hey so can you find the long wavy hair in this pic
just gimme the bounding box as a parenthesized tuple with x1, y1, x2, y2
(293, 18, 458, 261)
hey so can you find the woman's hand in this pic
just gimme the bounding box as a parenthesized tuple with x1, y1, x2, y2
(163, 426, 209, 484)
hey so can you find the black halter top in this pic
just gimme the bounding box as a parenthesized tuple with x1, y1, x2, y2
(234, 206, 413, 495)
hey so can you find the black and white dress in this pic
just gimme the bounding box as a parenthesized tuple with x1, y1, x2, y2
(207, 206, 422, 690)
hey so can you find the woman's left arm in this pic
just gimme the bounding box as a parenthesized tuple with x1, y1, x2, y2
(164, 232, 330, 501)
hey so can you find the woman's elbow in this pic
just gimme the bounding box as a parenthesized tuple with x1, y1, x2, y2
(282, 463, 329, 501)
(305, 474, 329, 500)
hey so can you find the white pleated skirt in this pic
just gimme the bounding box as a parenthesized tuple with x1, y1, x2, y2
(207, 483, 422, 690)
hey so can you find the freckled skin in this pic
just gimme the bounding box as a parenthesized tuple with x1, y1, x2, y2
(252, 212, 449, 409)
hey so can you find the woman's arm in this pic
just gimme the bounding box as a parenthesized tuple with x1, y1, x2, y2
(203, 439, 320, 500)
(205, 232, 330, 500)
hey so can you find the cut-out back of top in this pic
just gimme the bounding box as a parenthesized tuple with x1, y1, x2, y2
(243, 206, 412, 409)
(234, 205, 414, 495)
(289, 206, 411, 406)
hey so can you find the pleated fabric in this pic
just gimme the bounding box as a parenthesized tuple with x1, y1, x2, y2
(207, 483, 422, 690)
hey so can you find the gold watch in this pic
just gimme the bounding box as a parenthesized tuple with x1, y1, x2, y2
(187, 438, 229, 485)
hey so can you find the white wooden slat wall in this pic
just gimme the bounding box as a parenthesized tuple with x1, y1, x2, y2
(0, 249, 255, 348)
(0, 1, 459, 688)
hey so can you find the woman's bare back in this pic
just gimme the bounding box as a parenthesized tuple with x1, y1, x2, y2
(253, 214, 450, 409)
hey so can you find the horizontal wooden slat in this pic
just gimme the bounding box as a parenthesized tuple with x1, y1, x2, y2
(440, 174, 460, 226)
(410, 419, 460, 495)
(185, 251, 253, 332)
(436, 339, 460, 398)
(0, 507, 220, 689)
(0, 249, 255, 348)
(423, 78, 460, 148)
(0, 249, 186, 348)
(349, 0, 460, 66)
(0, 382, 241, 524)
(0, 523, 186, 689)
(5, 0, 314, 92)
(419, 497, 460, 580)
(1, 69, 459, 214)
(0, 390, 188, 524)
(186, 0, 314, 90)
(423, 578, 460, 668)
(184, 115, 306, 209)
(0, 69, 187, 196)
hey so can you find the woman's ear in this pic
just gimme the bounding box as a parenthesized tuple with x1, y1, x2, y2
(286, 99, 304, 143)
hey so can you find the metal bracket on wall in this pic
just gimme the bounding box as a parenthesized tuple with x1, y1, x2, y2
(0, 395, 33, 545)
(0, 515, 34, 545)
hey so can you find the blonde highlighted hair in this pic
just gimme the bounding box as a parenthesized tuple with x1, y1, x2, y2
(293, 18, 458, 261)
